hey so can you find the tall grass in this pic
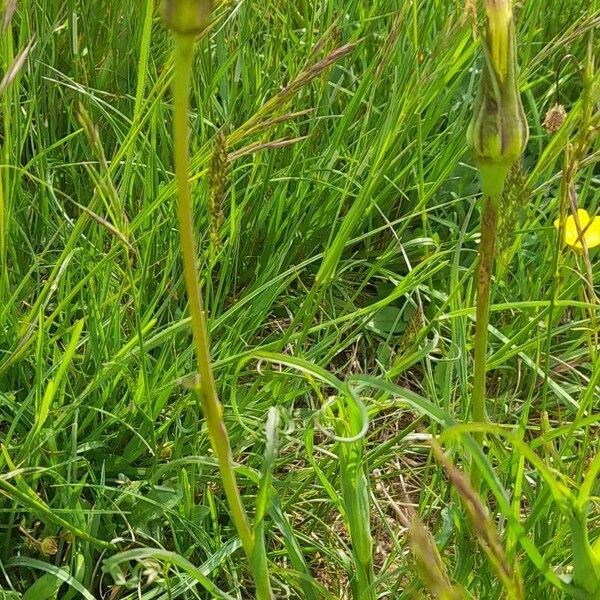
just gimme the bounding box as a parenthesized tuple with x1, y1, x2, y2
(0, 0, 599, 598)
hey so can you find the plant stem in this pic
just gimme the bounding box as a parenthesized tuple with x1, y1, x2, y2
(471, 194, 499, 486)
(339, 439, 375, 600)
(172, 34, 271, 597)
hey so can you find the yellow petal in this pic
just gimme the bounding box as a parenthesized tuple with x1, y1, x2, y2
(583, 218, 600, 249)
(575, 208, 591, 226)
(553, 209, 589, 231)
(557, 209, 600, 250)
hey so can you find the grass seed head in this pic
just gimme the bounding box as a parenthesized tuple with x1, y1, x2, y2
(543, 103, 567, 134)
(409, 515, 464, 599)
(208, 128, 229, 255)
(431, 440, 524, 599)
(497, 162, 528, 253)
(467, 0, 528, 196)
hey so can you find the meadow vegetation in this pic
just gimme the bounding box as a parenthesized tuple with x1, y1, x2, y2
(0, 0, 599, 598)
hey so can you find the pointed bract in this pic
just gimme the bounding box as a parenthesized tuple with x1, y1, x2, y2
(467, 0, 528, 196)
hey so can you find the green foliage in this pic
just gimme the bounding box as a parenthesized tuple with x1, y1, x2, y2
(0, 0, 599, 598)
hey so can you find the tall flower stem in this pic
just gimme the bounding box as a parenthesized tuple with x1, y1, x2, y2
(472, 195, 499, 453)
(171, 33, 272, 598)
(466, 0, 527, 488)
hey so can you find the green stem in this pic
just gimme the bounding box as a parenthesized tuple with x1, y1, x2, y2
(471, 194, 499, 487)
(341, 450, 375, 600)
(172, 34, 271, 597)
(0, 22, 14, 300)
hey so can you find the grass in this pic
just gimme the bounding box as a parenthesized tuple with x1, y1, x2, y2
(1, 0, 599, 598)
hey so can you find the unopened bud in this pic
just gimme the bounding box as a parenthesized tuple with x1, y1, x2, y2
(159, 442, 173, 460)
(161, 0, 213, 36)
(467, 0, 528, 197)
(40, 537, 58, 556)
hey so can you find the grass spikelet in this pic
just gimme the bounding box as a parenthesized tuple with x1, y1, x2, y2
(376, 473, 463, 599)
(208, 127, 228, 256)
(496, 162, 529, 276)
(239, 40, 359, 136)
(409, 515, 465, 600)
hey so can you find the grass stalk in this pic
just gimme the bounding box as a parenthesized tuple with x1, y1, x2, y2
(171, 32, 272, 598)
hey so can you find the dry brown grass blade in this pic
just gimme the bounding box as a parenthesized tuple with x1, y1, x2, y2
(237, 40, 360, 138)
(228, 136, 308, 162)
(2, 0, 15, 32)
(250, 109, 315, 134)
(430, 439, 524, 600)
(0, 37, 34, 97)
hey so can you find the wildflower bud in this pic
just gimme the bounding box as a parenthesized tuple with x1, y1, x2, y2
(40, 537, 58, 556)
(161, 0, 213, 36)
(467, 0, 529, 197)
(159, 442, 173, 460)
(543, 103, 567, 134)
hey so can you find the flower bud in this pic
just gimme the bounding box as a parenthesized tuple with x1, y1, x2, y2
(40, 537, 58, 556)
(161, 0, 213, 36)
(467, 0, 528, 197)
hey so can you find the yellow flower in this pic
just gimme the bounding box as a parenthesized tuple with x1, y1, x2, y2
(554, 209, 600, 250)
